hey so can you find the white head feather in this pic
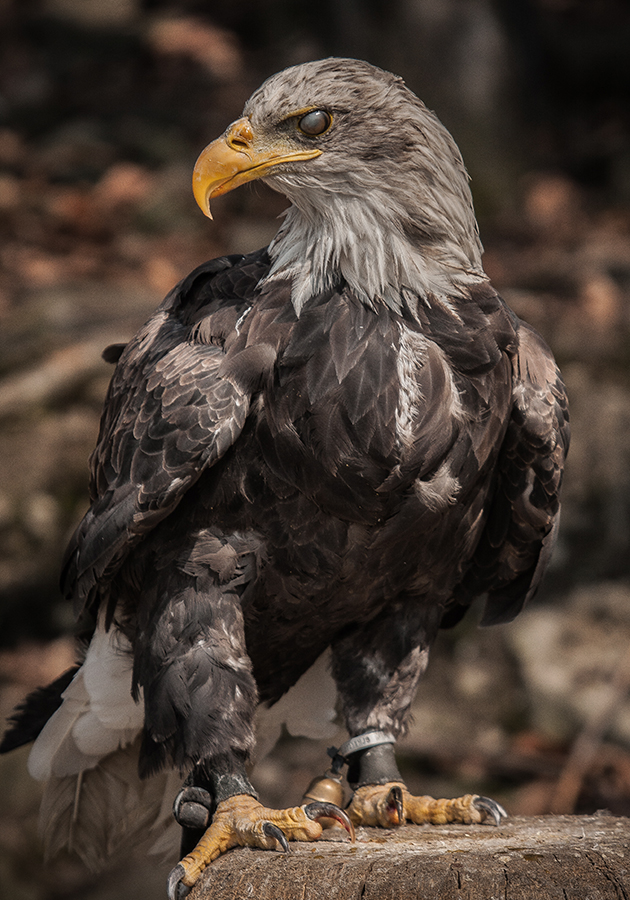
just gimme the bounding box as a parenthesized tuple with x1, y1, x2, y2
(243, 58, 485, 314)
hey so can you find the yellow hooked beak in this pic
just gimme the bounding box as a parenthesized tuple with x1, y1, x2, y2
(192, 117, 322, 218)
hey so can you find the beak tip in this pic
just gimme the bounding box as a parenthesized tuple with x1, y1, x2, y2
(192, 182, 213, 220)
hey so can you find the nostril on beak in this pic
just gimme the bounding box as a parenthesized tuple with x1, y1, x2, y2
(226, 118, 254, 152)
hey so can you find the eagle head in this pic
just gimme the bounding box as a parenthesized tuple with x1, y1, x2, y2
(193, 58, 485, 315)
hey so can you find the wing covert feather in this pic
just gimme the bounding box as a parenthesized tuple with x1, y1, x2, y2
(61, 255, 268, 615)
(459, 321, 569, 624)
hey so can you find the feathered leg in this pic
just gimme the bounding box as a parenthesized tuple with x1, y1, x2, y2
(132, 544, 353, 899)
(330, 601, 507, 829)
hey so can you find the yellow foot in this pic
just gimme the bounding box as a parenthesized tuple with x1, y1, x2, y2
(167, 794, 355, 899)
(347, 782, 507, 828)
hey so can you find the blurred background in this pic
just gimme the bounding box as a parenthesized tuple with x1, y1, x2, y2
(1, 0, 630, 897)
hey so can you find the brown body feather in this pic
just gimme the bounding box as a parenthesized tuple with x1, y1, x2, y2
(52, 243, 568, 777)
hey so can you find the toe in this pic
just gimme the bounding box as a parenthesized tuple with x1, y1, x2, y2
(347, 782, 406, 827)
(347, 784, 508, 830)
(173, 786, 213, 830)
(404, 791, 508, 826)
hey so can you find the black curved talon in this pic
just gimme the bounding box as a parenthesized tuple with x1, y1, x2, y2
(473, 796, 508, 827)
(167, 863, 190, 900)
(386, 785, 404, 825)
(173, 786, 213, 830)
(262, 821, 290, 852)
(304, 801, 356, 842)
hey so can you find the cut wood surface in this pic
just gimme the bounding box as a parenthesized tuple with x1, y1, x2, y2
(190, 814, 629, 899)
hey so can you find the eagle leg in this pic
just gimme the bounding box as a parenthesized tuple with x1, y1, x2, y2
(167, 795, 354, 899)
(330, 606, 507, 830)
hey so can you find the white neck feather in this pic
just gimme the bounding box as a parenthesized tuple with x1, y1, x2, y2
(261, 183, 486, 316)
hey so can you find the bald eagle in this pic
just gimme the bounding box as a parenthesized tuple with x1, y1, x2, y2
(1, 58, 568, 898)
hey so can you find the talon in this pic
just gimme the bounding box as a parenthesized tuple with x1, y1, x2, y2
(262, 821, 290, 852)
(167, 863, 190, 900)
(473, 795, 508, 827)
(304, 801, 356, 842)
(386, 785, 404, 825)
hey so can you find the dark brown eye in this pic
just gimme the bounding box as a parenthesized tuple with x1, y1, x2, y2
(298, 110, 332, 136)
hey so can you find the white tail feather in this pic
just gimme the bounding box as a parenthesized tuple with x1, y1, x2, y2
(39, 737, 181, 869)
(28, 615, 144, 781)
(26, 614, 169, 866)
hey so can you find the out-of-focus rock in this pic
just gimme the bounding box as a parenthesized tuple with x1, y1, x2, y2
(508, 582, 630, 745)
(401, 616, 525, 765)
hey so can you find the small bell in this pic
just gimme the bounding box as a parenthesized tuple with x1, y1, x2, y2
(301, 770, 345, 807)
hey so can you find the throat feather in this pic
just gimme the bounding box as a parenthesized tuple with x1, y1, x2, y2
(261, 201, 485, 316)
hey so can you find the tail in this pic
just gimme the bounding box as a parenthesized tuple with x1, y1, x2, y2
(26, 615, 144, 782)
(39, 737, 181, 868)
(2, 614, 179, 867)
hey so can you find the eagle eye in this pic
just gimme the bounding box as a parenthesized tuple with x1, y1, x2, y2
(298, 110, 332, 136)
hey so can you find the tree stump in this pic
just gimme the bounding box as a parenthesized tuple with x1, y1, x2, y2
(190, 815, 629, 899)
